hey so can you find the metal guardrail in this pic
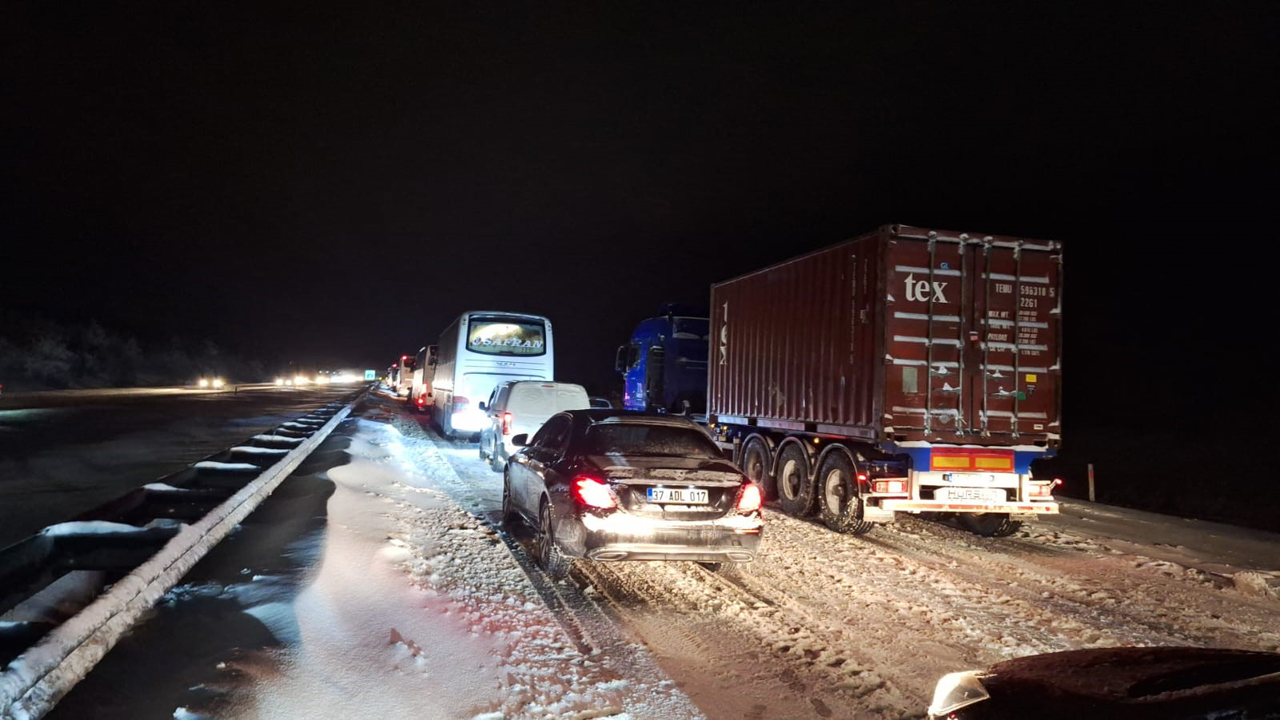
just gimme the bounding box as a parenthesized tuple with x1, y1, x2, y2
(0, 388, 368, 719)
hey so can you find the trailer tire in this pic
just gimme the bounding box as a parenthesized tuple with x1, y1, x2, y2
(741, 440, 775, 500)
(961, 513, 1023, 537)
(817, 452, 876, 535)
(776, 444, 816, 517)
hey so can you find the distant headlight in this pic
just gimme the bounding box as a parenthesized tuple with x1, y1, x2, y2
(275, 378, 285, 386)
(198, 378, 210, 388)
(212, 378, 225, 389)
(294, 375, 308, 385)
(928, 671, 990, 718)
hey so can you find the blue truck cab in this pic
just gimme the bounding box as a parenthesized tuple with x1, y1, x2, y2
(616, 304, 709, 415)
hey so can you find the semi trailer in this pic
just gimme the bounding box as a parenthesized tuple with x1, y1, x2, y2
(708, 224, 1062, 536)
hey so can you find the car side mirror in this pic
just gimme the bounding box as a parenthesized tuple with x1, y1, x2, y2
(511, 433, 528, 447)
(478, 401, 488, 412)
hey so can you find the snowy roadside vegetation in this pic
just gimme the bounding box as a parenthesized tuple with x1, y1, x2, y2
(0, 314, 267, 390)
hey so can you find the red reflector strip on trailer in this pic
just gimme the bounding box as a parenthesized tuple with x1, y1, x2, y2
(929, 448, 1015, 473)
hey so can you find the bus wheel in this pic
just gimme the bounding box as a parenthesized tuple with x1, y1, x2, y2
(776, 444, 816, 517)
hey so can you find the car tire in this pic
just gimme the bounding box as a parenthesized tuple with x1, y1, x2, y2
(961, 513, 1023, 537)
(501, 473, 518, 526)
(478, 433, 489, 460)
(817, 452, 876, 535)
(489, 445, 505, 473)
(776, 443, 816, 517)
(536, 501, 572, 581)
(741, 440, 775, 501)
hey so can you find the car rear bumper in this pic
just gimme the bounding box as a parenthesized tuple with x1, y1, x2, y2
(563, 512, 763, 563)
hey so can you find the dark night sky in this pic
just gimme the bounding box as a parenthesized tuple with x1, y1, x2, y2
(3, 3, 1278, 516)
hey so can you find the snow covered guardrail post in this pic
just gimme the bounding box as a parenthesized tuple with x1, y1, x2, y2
(0, 391, 366, 720)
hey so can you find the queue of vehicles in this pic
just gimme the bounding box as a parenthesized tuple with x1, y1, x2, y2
(378, 229, 1280, 720)
(389, 225, 1064, 582)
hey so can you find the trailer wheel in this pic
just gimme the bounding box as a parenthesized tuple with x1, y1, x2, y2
(961, 513, 1023, 537)
(817, 452, 876, 535)
(741, 440, 775, 500)
(776, 444, 816, 516)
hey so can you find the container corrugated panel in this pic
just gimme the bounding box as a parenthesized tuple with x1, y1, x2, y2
(709, 225, 1062, 447)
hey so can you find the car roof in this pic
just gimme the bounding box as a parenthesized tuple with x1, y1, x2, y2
(562, 409, 703, 428)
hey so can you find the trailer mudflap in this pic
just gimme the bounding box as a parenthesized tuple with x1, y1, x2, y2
(882, 499, 1059, 514)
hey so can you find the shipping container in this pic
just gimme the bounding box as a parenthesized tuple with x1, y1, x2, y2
(707, 225, 1062, 536)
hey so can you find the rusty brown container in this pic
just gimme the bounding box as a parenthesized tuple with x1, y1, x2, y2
(708, 225, 1062, 448)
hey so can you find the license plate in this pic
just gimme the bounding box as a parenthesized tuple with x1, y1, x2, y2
(646, 487, 709, 505)
(940, 487, 1005, 503)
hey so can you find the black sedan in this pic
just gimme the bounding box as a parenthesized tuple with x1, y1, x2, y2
(502, 410, 763, 578)
(928, 646, 1280, 719)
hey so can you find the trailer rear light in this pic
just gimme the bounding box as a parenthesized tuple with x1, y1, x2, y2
(452, 396, 470, 413)
(571, 476, 617, 509)
(873, 480, 907, 494)
(1029, 481, 1056, 498)
(735, 483, 763, 513)
(502, 412, 513, 435)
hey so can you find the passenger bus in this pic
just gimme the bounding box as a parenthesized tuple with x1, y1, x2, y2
(430, 311, 554, 438)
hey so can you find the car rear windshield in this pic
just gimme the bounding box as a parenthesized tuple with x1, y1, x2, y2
(511, 383, 588, 413)
(585, 423, 721, 458)
(467, 317, 546, 356)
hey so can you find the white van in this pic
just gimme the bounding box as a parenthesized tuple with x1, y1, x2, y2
(431, 311, 554, 438)
(408, 345, 437, 412)
(478, 381, 590, 471)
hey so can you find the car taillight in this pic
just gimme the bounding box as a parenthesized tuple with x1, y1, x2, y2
(571, 476, 617, 509)
(873, 480, 907, 494)
(416, 394, 427, 407)
(735, 483, 763, 513)
(501, 412, 513, 435)
(452, 396, 469, 413)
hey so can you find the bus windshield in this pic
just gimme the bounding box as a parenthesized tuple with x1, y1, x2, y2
(467, 317, 547, 356)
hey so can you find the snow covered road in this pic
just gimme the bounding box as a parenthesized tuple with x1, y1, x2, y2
(412, 408, 1280, 719)
(46, 396, 1280, 719)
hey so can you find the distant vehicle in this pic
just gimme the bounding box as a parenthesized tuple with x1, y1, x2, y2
(408, 345, 438, 413)
(928, 646, 1280, 719)
(393, 354, 415, 397)
(197, 377, 226, 389)
(502, 411, 763, 579)
(704, 225, 1063, 537)
(478, 380, 591, 471)
(616, 303, 709, 416)
(431, 311, 554, 439)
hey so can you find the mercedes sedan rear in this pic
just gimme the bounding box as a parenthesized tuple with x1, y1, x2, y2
(502, 410, 763, 578)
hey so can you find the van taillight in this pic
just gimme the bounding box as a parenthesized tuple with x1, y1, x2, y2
(502, 412, 513, 435)
(452, 396, 469, 413)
